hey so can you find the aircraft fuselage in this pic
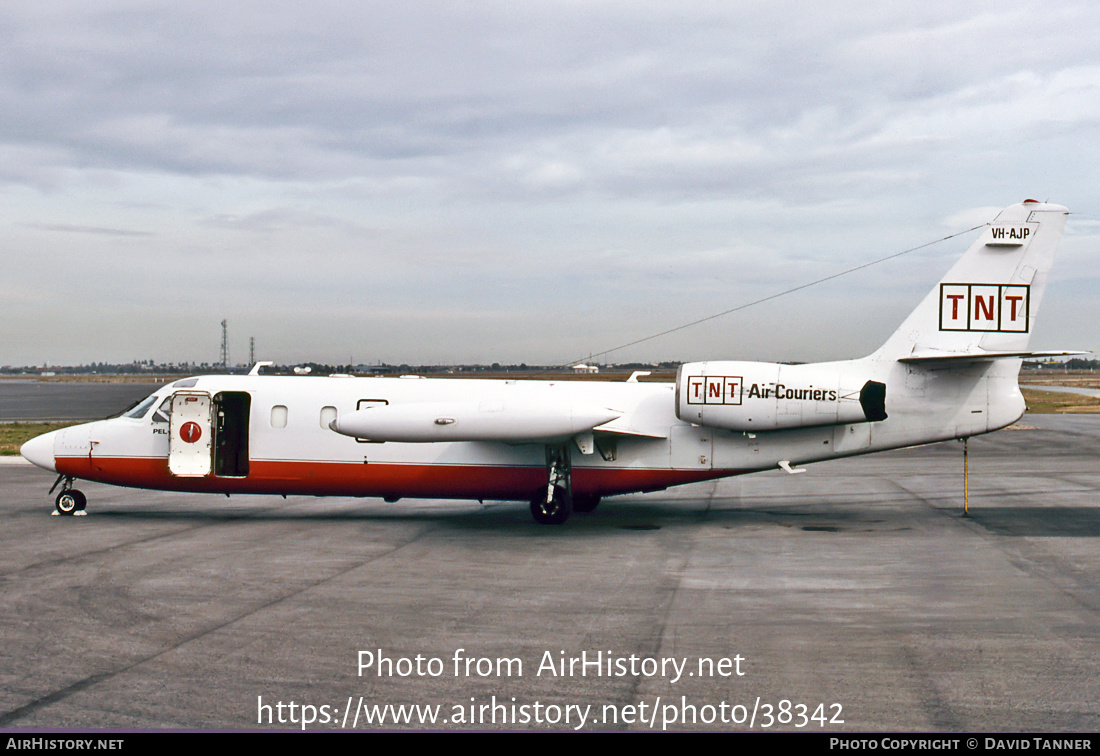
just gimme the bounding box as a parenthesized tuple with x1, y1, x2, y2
(22, 358, 1020, 503)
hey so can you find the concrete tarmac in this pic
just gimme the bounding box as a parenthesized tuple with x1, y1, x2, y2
(0, 415, 1096, 731)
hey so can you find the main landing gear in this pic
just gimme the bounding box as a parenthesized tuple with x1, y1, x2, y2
(572, 494, 600, 513)
(529, 444, 601, 525)
(49, 475, 87, 516)
(530, 444, 572, 525)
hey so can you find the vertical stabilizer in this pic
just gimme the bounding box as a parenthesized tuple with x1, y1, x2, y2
(871, 200, 1068, 362)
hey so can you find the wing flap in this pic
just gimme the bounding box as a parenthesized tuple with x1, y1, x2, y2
(592, 423, 668, 439)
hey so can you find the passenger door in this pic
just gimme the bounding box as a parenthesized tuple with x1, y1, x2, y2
(168, 392, 213, 476)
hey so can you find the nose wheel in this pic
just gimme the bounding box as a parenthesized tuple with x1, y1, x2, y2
(49, 475, 87, 516)
(55, 489, 87, 515)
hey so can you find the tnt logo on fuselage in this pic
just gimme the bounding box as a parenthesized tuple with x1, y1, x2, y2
(685, 376, 743, 405)
(939, 283, 1029, 333)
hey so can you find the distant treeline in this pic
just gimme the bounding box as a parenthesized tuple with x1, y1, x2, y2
(1, 360, 684, 376)
(1025, 358, 1100, 370)
(1, 361, 201, 375)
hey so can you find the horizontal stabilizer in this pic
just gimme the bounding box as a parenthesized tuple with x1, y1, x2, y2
(898, 349, 1086, 364)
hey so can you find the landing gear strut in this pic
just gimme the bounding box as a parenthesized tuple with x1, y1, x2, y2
(530, 444, 573, 525)
(50, 475, 86, 516)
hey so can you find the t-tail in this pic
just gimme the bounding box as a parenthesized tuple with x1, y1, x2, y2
(860, 199, 1077, 445)
(674, 200, 1076, 460)
(870, 199, 1070, 364)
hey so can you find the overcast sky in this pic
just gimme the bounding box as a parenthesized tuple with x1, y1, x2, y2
(3, 1, 1099, 367)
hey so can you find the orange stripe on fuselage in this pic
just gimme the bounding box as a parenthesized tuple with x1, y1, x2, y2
(54, 455, 743, 500)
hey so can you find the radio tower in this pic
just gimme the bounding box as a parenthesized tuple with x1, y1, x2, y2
(220, 320, 229, 369)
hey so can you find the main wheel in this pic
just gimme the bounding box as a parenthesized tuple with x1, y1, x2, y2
(572, 494, 601, 513)
(530, 486, 572, 525)
(55, 489, 86, 515)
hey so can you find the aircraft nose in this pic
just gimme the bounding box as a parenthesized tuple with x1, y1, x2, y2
(20, 431, 58, 472)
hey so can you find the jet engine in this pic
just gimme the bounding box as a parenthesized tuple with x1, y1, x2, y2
(675, 361, 886, 432)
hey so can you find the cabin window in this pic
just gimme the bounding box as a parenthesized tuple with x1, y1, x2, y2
(271, 405, 288, 429)
(320, 406, 337, 429)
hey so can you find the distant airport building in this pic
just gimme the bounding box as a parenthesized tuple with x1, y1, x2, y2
(572, 364, 599, 374)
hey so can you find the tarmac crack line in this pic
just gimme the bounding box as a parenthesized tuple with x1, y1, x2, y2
(617, 485, 715, 722)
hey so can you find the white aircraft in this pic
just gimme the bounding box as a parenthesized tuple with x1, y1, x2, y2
(21, 200, 1077, 523)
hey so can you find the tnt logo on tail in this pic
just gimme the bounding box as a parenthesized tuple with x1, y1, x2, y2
(939, 284, 1029, 332)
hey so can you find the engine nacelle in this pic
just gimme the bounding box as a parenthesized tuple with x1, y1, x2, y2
(675, 361, 886, 432)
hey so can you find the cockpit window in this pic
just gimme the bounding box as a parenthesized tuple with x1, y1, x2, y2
(152, 396, 173, 424)
(122, 395, 160, 419)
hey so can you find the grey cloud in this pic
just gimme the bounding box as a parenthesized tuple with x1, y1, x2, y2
(1, 1, 1098, 365)
(22, 223, 155, 237)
